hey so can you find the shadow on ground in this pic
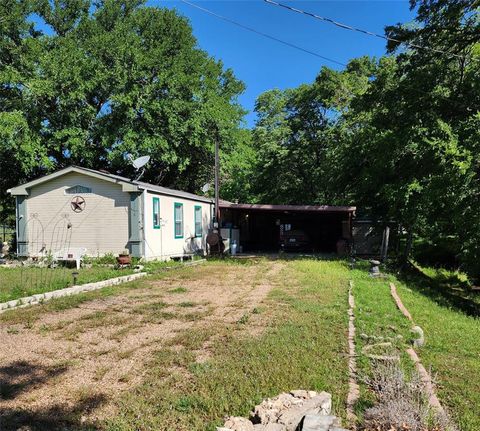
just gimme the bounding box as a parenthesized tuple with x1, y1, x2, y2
(0, 360, 105, 430)
(398, 263, 479, 317)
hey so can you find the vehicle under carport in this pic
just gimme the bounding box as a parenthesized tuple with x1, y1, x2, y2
(219, 202, 356, 254)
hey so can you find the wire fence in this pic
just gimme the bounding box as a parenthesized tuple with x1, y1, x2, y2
(0, 216, 75, 303)
(0, 224, 14, 244)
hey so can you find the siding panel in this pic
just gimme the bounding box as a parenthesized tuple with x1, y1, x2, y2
(27, 173, 130, 256)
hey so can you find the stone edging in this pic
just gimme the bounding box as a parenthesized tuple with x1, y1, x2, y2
(347, 280, 359, 427)
(389, 282, 447, 419)
(0, 272, 148, 314)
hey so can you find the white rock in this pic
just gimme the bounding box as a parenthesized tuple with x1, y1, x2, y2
(253, 424, 286, 431)
(224, 416, 254, 431)
(301, 414, 336, 431)
(278, 392, 332, 431)
(290, 390, 309, 399)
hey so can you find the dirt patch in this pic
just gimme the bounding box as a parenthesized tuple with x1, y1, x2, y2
(0, 260, 284, 429)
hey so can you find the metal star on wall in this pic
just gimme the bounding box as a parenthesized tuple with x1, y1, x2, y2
(71, 196, 86, 213)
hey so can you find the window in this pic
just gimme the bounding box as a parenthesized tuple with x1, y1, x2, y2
(174, 202, 183, 238)
(65, 185, 92, 194)
(152, 197, 160, 229)
(194, 206, 202, 237)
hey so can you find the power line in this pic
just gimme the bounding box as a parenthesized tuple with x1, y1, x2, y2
(179, 0, 346, 67)
(264, 0, 469, 61)
(180, 0, 471, 111)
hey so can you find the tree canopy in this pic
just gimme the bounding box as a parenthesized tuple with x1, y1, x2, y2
(248, 0, 480, 278)
(0, 0, 246, 219)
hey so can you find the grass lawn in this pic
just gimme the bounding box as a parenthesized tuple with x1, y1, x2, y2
(393, 271, 480, 431)
(106, 258, 350, 430)
(0, 265, 136, 303)
(350, 261, 480, 431)
(0, 258, 183, 304)
(1, 257, 477, 431)
(348, 264, 414, 422)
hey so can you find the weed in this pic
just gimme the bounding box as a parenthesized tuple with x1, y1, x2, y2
(93, 366, 110, 381)
(178, 301, 196, 308)
(168, 287, 188, 294)
(237, 313, 250, 325)
(117, 348, 136, 360)
(6, 326, 19, 334)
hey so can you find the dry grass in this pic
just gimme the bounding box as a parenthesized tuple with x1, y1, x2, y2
(0, 260, 285, 430)
(363, 361, 456, 431)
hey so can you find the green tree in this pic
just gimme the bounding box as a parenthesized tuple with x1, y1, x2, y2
(0, 0, 246, 219)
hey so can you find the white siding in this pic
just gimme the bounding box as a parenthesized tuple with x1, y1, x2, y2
(143, 191, 212, 260)
(26, 172, 130, 257)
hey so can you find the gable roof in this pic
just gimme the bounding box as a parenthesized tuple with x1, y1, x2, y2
(8, 166, 213, 204)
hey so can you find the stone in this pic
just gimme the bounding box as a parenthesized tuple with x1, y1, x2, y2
(411, 325, 425, 347)
(251, 404, 280, 424)
(274, 393, 296, 409)
(278, 392, 332, 431)
(307, 391, 317, 398)
(253, 424, 286, 431)
(301, 414, 336, 431)
(224, 416, 254, 431)
(290, 390, 309, 399)
(217, 428, 234, 431)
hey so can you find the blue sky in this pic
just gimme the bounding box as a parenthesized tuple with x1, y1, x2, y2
(32, 1, 416, 127)
(162, 1, 416, 126)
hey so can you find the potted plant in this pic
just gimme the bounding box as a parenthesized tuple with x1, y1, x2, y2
(116, 249, 132, 265)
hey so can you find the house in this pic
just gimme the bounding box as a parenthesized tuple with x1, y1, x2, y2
(8, 166, 213, 260)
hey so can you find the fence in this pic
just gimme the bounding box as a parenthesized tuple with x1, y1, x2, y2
(0, 215, 77, 302)
(0, 224, 15, 244)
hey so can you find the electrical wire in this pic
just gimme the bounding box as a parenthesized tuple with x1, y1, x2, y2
(179, 0, 346, 67)
(264, 0, 472, 61)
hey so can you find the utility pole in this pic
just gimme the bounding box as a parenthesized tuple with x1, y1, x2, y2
(214, 128, 220, 227)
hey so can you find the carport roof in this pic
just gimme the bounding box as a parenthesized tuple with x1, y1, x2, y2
(219, 201, 356, 213)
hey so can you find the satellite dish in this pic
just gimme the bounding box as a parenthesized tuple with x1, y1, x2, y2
(127, 154, 150, 181)
(201, 183, 211, 194)
(132, 155, 150, 170)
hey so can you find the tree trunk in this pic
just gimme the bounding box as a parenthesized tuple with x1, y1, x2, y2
(402, 230, 413, 268)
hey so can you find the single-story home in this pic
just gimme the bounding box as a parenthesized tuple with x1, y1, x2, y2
(8, 166, 213, 260)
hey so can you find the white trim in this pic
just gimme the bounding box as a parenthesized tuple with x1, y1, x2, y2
(8, 166, 139, 196)
(142, 188, 148, 259)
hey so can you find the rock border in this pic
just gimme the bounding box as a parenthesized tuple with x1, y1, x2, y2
(0, 258, 207, 314)
(389, 282, 447, 419)
(0, 272, 147, 314)
(347, 280, 359, 427)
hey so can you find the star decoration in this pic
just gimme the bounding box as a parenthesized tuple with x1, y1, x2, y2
(71, 196, 86, 213)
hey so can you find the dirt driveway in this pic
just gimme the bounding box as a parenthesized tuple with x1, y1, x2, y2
(0, 260, 284, 430)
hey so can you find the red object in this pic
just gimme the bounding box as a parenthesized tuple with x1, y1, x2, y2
(116, 255, 132, 265)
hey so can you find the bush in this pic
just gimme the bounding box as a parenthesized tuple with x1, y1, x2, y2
(363, 361, 455, 431)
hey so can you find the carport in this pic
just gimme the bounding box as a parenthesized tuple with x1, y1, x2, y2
(219, 202, 356, 254)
